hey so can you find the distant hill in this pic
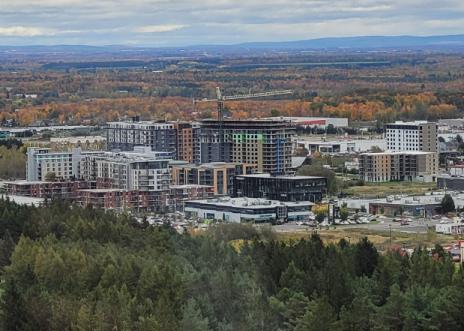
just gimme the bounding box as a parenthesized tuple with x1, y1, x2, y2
(2, 34, 464, 57)
(236, 34, 464, 50)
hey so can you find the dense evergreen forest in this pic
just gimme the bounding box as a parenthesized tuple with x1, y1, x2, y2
(0, 198, 463, 330)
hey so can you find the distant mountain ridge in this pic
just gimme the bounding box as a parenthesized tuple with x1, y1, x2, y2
(1, 34, 464, 55)
(235, 34, 464, 50)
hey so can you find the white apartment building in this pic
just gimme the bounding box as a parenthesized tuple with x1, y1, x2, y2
(26, 147, 171, 192)
(95, 152, 170, 191)
(26, 148, 103, 181)
(385, 121, 437, 152)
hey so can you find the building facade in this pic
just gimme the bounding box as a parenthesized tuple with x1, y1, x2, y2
(77, 189, 169, 212)
(170, 162, 256, 196)
(359, 151, 438, 183)
(106, 119, 177, 154)
(173, 122, 200, 163)
(185, 197, 313, 223)
(26, 147, 103, 181)
(385, 121, 438, 152)
(234, 173, 327, 202)
(198, 119, 295, 175)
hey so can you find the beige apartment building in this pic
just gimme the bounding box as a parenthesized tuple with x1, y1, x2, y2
(359, 151, 438, 183)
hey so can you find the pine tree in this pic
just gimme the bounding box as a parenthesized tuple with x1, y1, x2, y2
(0, 277, 26, 331)
(180, 299, 210, 331)
(295, 296, 338, 331)
(373, 284, 404, 331)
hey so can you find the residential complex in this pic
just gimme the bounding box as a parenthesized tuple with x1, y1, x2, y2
(170, 162, 256, 196)
(198, 119, 295, 175)
(385, 121, 438, 152)
(359, 151, 438, 183)
(26, 147, 103, 181)
(106, 118, 177, 154)
(233, 173, 327, 202)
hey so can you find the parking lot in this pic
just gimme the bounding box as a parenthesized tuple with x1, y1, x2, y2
(274, 216, 442, 234)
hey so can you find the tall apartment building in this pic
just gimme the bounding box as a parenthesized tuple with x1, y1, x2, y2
(106, 119, 177, 154)
(26, 147, 103, 181)
(198, 119, 295, 175)
(385, 121, 438, 152)
(171, 162, 256, 196)
(174, 122, 200, 163)
(359, 151, 438, 183)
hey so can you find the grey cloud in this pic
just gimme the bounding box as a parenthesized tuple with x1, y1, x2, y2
(0, 0, 463, 45)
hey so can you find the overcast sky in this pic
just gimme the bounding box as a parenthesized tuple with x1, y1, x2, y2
(1, 0, 464, 46)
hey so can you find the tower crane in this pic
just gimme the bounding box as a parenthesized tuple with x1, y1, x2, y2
(194, 87, 293, 121)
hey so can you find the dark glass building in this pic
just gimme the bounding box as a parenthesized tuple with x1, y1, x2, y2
(233, 173, 327, 202)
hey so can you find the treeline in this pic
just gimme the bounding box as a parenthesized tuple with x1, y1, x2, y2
(2, 91, 462, 126)
(0, 199, 463, 330)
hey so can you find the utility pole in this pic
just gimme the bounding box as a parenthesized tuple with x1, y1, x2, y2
(389, 224, 392, 248)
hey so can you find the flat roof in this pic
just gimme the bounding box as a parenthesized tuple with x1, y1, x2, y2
(0, 194, 44, 206)
(79, 189, 125, 193)
(186, 197, 313, 209)
(237, 173, 324, 180)
(170, 184, 214, 189)
(361, 151, 435, 156)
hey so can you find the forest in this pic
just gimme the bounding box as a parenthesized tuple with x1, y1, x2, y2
(0, 198, 463, 331)
(1, 52, 464, 125)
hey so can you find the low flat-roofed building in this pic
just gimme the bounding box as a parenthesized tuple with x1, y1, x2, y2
(266, 116, 348, 128)
(234, 173, 327, 202)
(296, 138, 386, 155)
(0, 194, 44, 207)
(436, 222, 464, 235)
(438, 175, 464, 191)
(185, 197, 313, 223)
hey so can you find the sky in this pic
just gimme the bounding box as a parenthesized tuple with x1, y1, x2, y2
(1, 0, 464, 46)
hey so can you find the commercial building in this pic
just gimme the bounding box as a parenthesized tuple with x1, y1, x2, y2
(359, 151, 438, 183)
(296, 138, 386, 155)
(234, 173, 327, 202)
(185, 197, 313, 223)
(198, 119, 295, 175)
(436, 222, 464, 235)
(106, 118, 177, 154)
(437, 175, 464, 191)
(171, 162, 256, 196)
(385, 121, 438, 152)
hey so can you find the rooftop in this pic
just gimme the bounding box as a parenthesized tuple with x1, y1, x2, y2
(0, 194, 44, 206)
(237, 173, 325, 180)
(361, 151, 436, 156)
(186, 197, 313, 209)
